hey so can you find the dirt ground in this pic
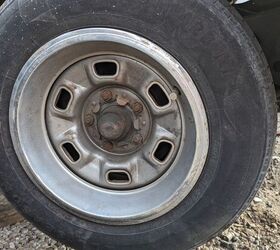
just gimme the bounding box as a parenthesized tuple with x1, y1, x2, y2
(0, 120, 280, 249)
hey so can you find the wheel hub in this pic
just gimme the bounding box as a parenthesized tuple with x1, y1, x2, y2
(97, 107, 129, 141)
(83, 87, 151, 154)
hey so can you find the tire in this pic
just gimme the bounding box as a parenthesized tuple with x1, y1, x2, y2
(0, 0, 276, 249)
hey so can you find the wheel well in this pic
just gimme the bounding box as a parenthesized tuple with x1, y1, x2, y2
(234, 0, 280, 106)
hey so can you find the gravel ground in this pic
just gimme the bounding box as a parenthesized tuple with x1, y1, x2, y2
(1, 121, 280, 249)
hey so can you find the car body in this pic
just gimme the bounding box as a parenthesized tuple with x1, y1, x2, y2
(235, 0, 280, 101)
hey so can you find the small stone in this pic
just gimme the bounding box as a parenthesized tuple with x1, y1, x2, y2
(224, 232, 235, 242)
(232, 236, 238, 242)
(253, 197, 262, 203)
(220, 240, 232, 248)
(9, 242, 15, 249)
(266, 202, 273, 208)
(272, 156, 280, 165)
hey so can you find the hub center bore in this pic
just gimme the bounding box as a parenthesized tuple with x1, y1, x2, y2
(98, 107, 131, 141)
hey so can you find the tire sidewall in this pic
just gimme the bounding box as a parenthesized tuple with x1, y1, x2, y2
(0, 0, 275, 249)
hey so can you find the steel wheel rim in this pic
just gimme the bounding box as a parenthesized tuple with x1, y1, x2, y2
(9, 28, 209, 225)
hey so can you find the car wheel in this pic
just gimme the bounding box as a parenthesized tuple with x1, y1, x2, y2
(0, 0, 276, 249)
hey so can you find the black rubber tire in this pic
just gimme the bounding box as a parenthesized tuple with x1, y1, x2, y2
(0, 0, 277, 249)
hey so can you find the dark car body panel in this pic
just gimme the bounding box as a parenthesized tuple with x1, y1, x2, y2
(235, 0, 280, 96)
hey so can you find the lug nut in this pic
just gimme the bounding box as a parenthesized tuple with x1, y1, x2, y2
(91, 101, 101, 113)
(85, 114, 94, 126)
(132, 134, 143, 145)
(132, 102, 143, 113)
(116, 96, 129, 106)
(101, 90, 113, 102)
(102, 141, 114, 151)
(169, 92, 178, 101)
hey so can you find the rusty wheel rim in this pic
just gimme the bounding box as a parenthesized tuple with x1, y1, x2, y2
(10, 28, 209, 225)
(46, 55, 183, 190)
